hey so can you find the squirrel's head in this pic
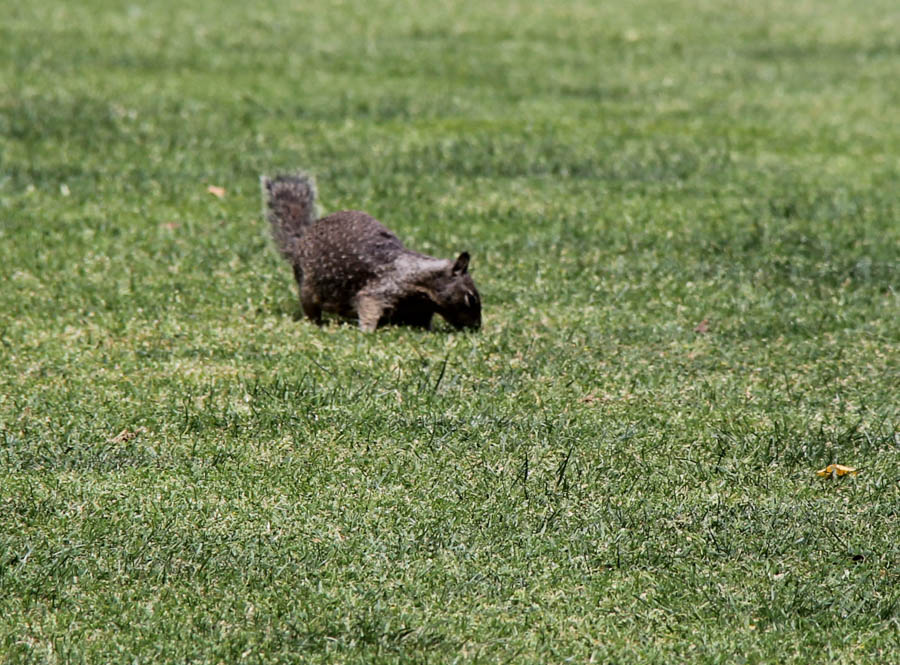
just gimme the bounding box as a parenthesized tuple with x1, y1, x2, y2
(436, 252, 481, 331)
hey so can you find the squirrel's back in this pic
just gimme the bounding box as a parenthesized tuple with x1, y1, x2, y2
(296, 210, 406, 310)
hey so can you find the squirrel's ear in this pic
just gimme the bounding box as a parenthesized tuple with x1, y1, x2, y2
(452, 252, 470, 275)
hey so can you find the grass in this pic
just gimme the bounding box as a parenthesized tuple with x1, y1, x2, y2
(1, 0, 898, 662)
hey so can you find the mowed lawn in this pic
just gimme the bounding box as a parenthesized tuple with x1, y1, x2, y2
(1, 0, 898, 662)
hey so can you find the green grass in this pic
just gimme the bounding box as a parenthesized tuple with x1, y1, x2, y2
(1, 0, 898, 662)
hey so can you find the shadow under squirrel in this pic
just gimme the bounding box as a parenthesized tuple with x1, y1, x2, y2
(262, 172, 482, 332)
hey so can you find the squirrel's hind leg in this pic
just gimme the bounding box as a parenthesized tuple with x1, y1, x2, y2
(301, 301, 323, 326)
(299, 283, 323, 326)
(292, 264, 304, 289)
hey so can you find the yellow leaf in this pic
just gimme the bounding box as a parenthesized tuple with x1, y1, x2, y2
(207, 185, 226, 198)
(816, 464, 859, 477)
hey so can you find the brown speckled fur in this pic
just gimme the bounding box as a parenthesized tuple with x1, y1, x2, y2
(262, 173, 481, 332)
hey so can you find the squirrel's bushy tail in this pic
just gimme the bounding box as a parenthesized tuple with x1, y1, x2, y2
(261, 172, 317, 262)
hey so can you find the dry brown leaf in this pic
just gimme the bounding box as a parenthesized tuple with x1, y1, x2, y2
(108, 427, 146, 444)
(694, 319, 710, 334)
(816, 464, 859, 478)
(207, 185, 226, 198)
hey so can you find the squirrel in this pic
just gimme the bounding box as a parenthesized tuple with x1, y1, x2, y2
(261, 172, 481, 332)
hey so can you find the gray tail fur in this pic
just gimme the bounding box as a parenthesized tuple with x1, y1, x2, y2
(261, 172, 318, 262)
